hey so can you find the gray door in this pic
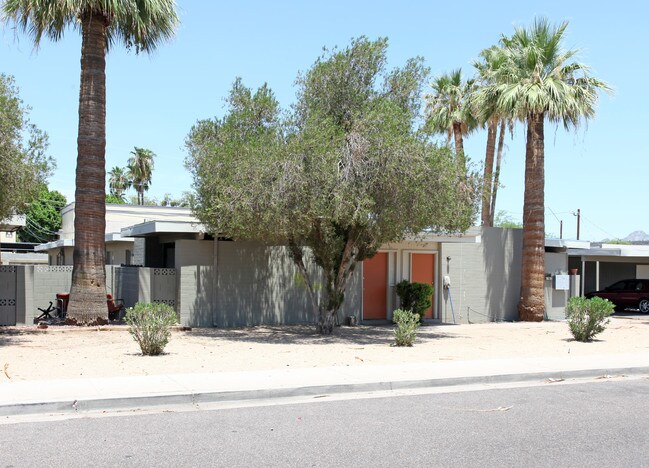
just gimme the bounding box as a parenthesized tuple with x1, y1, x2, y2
(0, 266, 17, 326)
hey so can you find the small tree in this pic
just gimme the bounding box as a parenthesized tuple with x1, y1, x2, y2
(105, 193, 126, 204)
(395, 280, 434, 322)
(0, 74, 52, 222)
(18, 188, 66, 243)
(186, 38, 478, 334)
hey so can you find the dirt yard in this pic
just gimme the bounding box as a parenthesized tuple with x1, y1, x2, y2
(1, 316, 647, 381)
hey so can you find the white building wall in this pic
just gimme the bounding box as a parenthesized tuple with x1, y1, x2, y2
(107, 242, 134, 265)
(60, 203, 196, 239)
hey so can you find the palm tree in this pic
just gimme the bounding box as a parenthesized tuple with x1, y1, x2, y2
(488, 18, 611, 321)
(424, 68, 476, 168)
(3, 1, 178, 324)
(472, 46, 511, 227)
(108, 166, 131, 200)
(127, 147, 156, 205)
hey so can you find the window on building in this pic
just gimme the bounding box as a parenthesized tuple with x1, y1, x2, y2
(125, 250, 132, 265)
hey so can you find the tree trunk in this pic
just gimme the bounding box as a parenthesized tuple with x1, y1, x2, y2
(518, 112, 545, 322)
(67, 12, 109, 325)
(481, 118, 497, 226)
(316, 308, 337, 334)
(452, 121, 465, 170)
(489, 118, 506, 226)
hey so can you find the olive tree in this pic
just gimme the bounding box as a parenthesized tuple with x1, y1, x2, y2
(186, 38, 478, 334)
(0, 74, 52, 223)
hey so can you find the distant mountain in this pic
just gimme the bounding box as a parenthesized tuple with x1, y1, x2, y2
(623, 230, 649, 242)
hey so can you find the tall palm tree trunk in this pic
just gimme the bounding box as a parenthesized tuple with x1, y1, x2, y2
(452, 121, 467, 175)
(67, 12, 108, 324)
(518, 112, 545, 321)
(481, 119, 497, 226)
(489, 118, 506, 226)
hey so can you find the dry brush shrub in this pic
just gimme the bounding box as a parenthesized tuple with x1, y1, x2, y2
(125, 302, 177, 355)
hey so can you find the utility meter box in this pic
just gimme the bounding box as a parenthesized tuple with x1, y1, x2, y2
(554, 274, 570, 291)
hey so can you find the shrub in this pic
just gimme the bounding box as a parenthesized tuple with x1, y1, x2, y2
(395, 280, 433, 322)
(393, 308, 420, 347)
(566, 296, 614, 342)
(125, 302, 177, 356)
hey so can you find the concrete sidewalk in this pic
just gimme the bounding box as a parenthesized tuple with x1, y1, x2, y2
(2, 352, 649, 418)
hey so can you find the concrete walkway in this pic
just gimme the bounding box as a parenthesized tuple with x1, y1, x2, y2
(2, 352, 649, 418)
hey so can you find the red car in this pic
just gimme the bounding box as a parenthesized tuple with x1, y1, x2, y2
(586, 279, 649, 313)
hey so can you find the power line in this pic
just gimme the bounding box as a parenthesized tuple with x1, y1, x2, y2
(26, 217, 60, 235)
(580, 214, 619, 240)
(20, 224, 48, 243)
(547, 207, 561, 224)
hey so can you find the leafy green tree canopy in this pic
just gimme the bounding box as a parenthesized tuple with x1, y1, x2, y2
(105, 193, 126, 204)
(18, 188, 66, 243)
(186, 37, 478, 334)
(0, 73, 53, 222)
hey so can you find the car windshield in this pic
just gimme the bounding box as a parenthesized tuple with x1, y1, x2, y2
(607, 281, 628, 291)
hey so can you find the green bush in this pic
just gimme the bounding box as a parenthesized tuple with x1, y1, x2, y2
(393, 309, 420, 347)
(566, 296, 614, 342)
(395, 280, 433, 322)
(125, 302, 177, 356)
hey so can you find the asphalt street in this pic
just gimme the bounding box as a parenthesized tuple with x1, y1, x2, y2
(2, 378, 648, 467)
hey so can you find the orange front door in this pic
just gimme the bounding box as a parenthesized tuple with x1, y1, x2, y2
(411, 253, 435, 319)
(363, 252, 388, 320)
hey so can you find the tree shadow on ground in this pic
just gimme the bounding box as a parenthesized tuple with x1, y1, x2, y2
(186, 324, 459, 346)
(0, 328, 33, 347)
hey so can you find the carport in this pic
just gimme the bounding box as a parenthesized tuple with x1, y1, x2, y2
(566, 244, 649, 295)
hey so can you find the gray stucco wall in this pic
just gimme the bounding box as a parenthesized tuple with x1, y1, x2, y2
(216, 241, 361, 327)
(178, 240, 361, 328)
(112, 267, 141, 308)
(175, 239, 214, 267)
(179, 265, 215, 327)
(439, 227, 522, 323)
(7, 265, 177, 325)
(133, 238, 145, 266)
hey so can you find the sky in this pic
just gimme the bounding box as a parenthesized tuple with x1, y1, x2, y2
(1, 1, 645, 242)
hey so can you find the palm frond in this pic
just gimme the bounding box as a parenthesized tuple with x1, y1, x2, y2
(2, 0, 178, 52)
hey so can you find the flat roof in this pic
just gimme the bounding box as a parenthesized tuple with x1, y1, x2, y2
(0, 214, 26, 232)
(120, 220, 205, 238)
(545, 238, 591, 249)
(568, 246, 649, 258)
(35, 233, 132, 251)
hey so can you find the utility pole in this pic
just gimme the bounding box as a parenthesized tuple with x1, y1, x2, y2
(560, 220, 563, 239)
(572, 209, 581, 240)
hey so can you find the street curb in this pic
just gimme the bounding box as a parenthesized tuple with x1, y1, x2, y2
(2, 365, 649, 418)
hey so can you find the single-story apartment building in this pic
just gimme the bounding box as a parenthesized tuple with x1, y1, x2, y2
(120, 220, 527, 327)
(4, 206, 646, 328)
(35, 203, 200, 266)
